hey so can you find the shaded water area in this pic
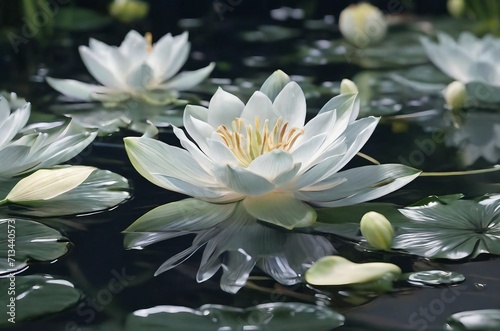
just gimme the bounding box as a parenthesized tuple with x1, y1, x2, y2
(2, 6, 500, 331)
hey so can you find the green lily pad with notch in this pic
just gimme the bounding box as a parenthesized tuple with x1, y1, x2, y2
(444, 309, 500, 331)
(392, 194, 500, 260)
(0, 218, 71, 275)
(125, 303, 344, 331)
(5, 169, 131, 217)
(0, 274, 81, 326)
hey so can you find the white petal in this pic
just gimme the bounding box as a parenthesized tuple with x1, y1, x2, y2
(247, 150, 294, 181)
(243, 193, 317, 229)
(156, 32, 191, 82)
(183, 110, 213, 155)
(79, 46, 125, 89)
(259, 70, 291, 101)
(172, 125, 213, 172)
(159, 63, 215, 91)
(214, 164, 274, 196)
(207, 87, 245, 128)
(0, 146, 31, 178)
(124, 136, 216, 187)
(118, 30, 148, 63)
(206, 137, 240, 165)
(89, 38, 129, 78)
(146, 33, 174, 76)
(0, 103, 30, 148)
(296, 164, 421, 207)
(239, 91, 279, 127)
(126, 63, 154, 90)
(272, 82, 306, 128)
(46, 77, 105, 101)
(287, 153, 345, 190)
(0, 97, 9, 124)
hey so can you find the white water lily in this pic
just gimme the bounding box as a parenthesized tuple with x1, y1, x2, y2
(0, 95, 96, 179)
(124, 71, 420, 229)
(421, 32, 500, 104)
(47, 30, 215, 106)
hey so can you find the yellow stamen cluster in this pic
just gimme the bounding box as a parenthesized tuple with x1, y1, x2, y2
(217, 116, 303, 167)
(145, 32, 153, 53)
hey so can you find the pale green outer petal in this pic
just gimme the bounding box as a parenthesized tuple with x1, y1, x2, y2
(124, 198, 236, 240)
(6, 166, 96, 202)
(207, 87, 245, 128)
(126, 63, 154, 90)
(243, 193, 317, 229)
(124, 137, 217, 189)
(247, 150, 294, 182)
(79, 46, 125, 89)
(159, 63, 215, 91)
(259, 70, 291, 102)
(0, 103, 30, 148)
(46, 77, 105, 101)
(296, 164, 421, 207)
(214, 164, 274, 196)
(318, 93, 359, 123)
(239, 91, 279, 128)
(272, 82, 306, 128)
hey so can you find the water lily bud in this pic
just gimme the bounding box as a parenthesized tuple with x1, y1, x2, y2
(339, 2, 388, 48)
(340, 79, 359, 94)
(447, 0, 465, 18)
(109, 0, 150, 23)
(360, 211, 394, 251)
(444, 81, 467, 110)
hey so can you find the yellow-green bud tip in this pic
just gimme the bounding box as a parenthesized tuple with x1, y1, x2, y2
(340, 79, 359, 94)
(444, 81, 467, 111)
(360, 211, 394, 251)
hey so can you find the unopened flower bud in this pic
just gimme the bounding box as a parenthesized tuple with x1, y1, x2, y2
(339, 2, 388, 48)
(444, 81, 467, 110)
(447, 0, 465, 18)
(109, 0, 150, 23)
(340, 79, 359, 94)
(360, 211, 394, 251)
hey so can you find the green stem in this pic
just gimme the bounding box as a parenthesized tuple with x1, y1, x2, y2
(420, 165, 500, 177)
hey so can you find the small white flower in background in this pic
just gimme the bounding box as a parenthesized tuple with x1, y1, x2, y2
(47, 30, 215, 107)
(444, 81, 467, 110)
(109, 0, 149, 23)
(125, 71, 420, 230)
(339, 2, 388, 48)
(0, 94, 96, 179)
(447, 0, 465, 18)
(421, 32, 500, 105)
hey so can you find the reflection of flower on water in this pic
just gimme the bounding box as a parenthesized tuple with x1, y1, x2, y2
(445, 111, 500, 165)
(123, 199, 335, 293)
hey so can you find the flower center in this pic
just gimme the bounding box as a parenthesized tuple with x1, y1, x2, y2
(216, 116, 303, 167)
(145, 32, 153, 53)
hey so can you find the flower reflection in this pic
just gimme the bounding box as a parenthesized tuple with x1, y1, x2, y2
(123, 198, 335, 293)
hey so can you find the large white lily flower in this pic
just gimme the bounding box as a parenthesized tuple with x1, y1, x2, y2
(124, 71, 420, 229)
(47, 30, 215, 106)
(0, 94, 97, 179)
(421, 32, 500, 104)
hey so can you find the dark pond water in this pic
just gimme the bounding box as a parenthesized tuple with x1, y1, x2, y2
(1, 11, 500, 331)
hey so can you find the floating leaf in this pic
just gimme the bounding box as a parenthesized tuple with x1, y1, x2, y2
(445, 309, 500, 331)
(305, 256, 401, 286)
(5, 166, 96, 203)
(404, 270, 465, 286)
(54, 8, 111, 31)
(392, 194, 500, 260)
(125, 303, 344, 331)
(7, 169, 131, 217)
(0, 274, 81, 326)
(0, 218, 71, 275)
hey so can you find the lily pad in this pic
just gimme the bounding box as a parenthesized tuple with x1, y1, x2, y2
(5, 169, 131, 217)
(0, 218, 71, 275)
(0, 274, 81, 326)
(392, 194, 500, 260)
(404, 270, 465, 286)
(125, 303, 345, 331)
(305, 256, 401, 286)
(445, 309, 500, 331)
